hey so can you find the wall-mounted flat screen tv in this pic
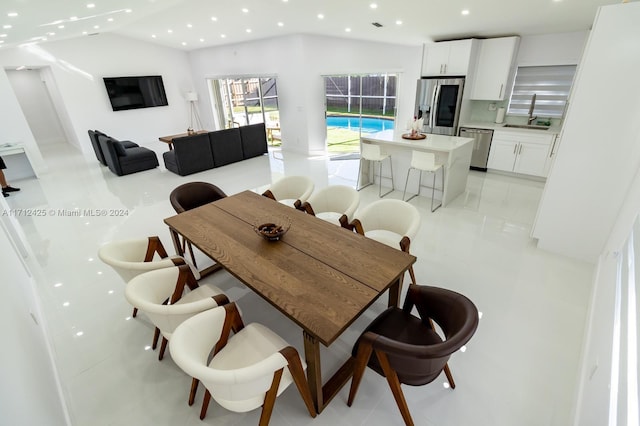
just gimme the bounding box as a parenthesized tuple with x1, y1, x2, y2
(103, 75, 168, 111)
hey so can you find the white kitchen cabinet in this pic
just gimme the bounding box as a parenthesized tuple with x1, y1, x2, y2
(470, 36, 520, 100)
(422, 39, 475, 76)
(487, 130, 555, 177)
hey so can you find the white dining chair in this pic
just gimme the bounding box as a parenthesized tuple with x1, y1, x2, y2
(350, 199, 421, 285)
(299, 185, 360, 227)
(124, 265, 229, 361)
(169, 303, 317, 423)
(263, 175, 314, 208)
(357, 142, 394, 198)
(98, 236, 199, 314)
(402, 150, 444, 212)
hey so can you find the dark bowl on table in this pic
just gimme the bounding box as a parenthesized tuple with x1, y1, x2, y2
(254, 217, 291, 241)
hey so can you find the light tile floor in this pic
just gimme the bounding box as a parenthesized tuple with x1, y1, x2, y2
(6, 141, 594, 426)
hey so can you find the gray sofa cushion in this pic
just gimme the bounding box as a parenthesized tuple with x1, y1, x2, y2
(239, 123, 268, 159)
(163, 134, 214, 176)
(209, 128, 244, 167)
(113, 141, 128, 156)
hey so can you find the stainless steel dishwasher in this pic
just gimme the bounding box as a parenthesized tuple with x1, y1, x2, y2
(459, 127, 494, 171)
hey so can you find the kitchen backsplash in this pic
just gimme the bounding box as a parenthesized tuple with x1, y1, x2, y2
(467, 100, 562, 126)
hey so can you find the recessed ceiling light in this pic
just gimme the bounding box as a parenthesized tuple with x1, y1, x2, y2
(48, 32, 55, 36)
(4, 25, 12, 29)
(167, 29, 173, 33)
(211, 16, 218, 22)
(199, 38, 204, 42)
(151, 34, 156, 38)
(181, 42, 187, 46)
(277, 22, 284, 27)
(107, 18, 113, 22)
(317, 14, 324, 19)
(246, 28, 252, 33)
(93, 25, 99, 29)
(461, 9, 470, 15)
(86, 3, 95, 9)
(7, 12, 18, 17)
(242, 8, 249, 13)
(395, 20, 403, 25)
(370, 3, 378, 9)
(0, 34, 7, 38)
(187, 23, 192, 28)
(70, 16, 78, 21)
(345, 28, 351, 32)
(58, 25, 65, 28)
(82, 31, 88, 35)
(125, 9, 132, 13)
(282, 0, 288, 2)
(221, 34, 226, 38)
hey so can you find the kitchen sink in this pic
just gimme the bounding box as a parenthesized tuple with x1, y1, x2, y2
(502, 124, 550, 130)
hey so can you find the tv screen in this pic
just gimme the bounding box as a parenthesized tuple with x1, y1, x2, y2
(103, 75, 168, 111)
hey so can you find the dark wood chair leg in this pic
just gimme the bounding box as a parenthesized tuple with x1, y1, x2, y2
(347, 340, 373, 407)
(159, 337, 168, 361)
(188, 378, 199, 406)
(259, 369, 283, 426)
(408, 265, 417, 285)
(152, 327, 160, 350)
(200, 389, 211, 420)
(375, 350, 414, 426)
(132, 307, 138, 318)
(443, 364, 456, 389)
(281, 347, 317, 417)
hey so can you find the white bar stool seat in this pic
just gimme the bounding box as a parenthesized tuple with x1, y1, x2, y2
(402, 150, 444, 212)
(357, 143, 394, 198)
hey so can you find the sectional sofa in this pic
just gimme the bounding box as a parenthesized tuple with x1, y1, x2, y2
(162, 123, 268, 176)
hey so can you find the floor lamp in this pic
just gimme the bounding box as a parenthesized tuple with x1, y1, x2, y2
(185, 91, 202, 133)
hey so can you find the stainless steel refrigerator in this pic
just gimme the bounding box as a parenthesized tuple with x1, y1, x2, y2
(415, 77, 465, 136)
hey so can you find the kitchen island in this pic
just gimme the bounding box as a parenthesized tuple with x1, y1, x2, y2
(360, 130, 473, 206)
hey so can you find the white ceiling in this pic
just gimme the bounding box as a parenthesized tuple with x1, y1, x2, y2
(0, 0, 629, 51)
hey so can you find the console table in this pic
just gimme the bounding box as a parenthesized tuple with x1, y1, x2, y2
(0, 143, 36, 181)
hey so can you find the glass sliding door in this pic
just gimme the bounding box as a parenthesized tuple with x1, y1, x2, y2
(324, 73, 397, 155)
(208, 76, 280, 145)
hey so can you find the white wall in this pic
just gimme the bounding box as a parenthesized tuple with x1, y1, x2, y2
(0, 198, 70, 425)
(533, 2, 640, 263)
(516, 31, 588, 66)
(0, 33, 194, 159)
(6, 69, 66, 146)
(188, 34, 422, 155)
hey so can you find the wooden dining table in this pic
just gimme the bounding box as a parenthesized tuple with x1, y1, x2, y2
(163, 190, 416, 413)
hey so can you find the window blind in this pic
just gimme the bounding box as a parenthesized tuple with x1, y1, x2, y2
(507, 65, 576, 118)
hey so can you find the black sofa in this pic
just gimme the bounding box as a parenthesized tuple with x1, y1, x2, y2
(92, 132, 159, 176)
(163, 123, 268, 176)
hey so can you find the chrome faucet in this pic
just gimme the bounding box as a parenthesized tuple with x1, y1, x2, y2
(527, 94, 537, 125)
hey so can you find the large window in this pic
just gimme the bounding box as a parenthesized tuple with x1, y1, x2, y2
(324, 73, 397, 154)
(508, 65, 577, 118)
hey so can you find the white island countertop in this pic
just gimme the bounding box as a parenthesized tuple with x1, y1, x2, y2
(359, 130, 474, 207)
(361, 130, 473, 152)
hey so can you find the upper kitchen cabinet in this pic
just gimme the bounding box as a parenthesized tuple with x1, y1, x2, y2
(421, 39, 477, 76)
(470, 36, 520, 100)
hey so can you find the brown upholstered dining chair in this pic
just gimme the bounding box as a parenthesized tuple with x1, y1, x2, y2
(347, 284, 479, 426)
(169, 182, 227, 272)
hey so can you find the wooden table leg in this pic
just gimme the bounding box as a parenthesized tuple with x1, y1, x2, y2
(388, 276, 402, 307)
(168, 228, 184, 257)
(303, 331, 323, 413)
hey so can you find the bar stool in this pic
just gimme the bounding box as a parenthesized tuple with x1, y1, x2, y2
(357, 143, 394, 198)
(402, 150, 444, 212)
